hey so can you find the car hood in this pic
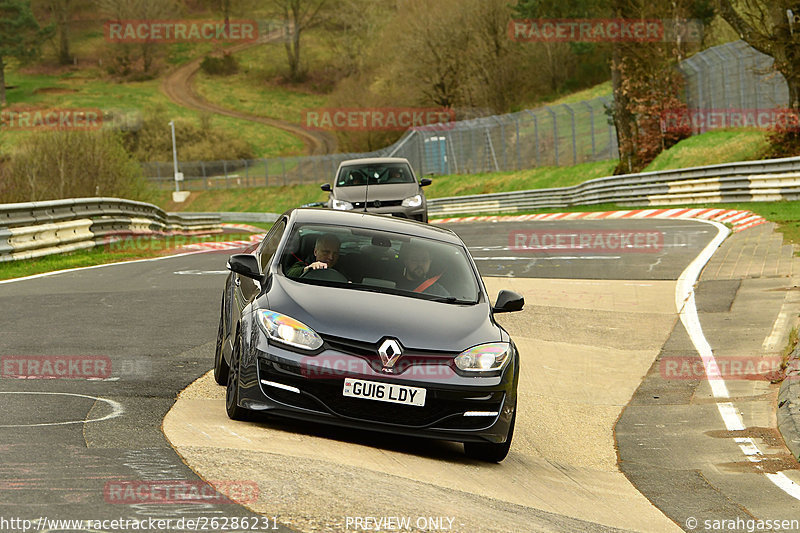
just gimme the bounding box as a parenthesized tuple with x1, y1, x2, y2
(333, 184, 419, 203)
(264, 275, 501, 352)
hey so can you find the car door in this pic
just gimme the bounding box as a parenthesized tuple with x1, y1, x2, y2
(233, 218, 286, 314)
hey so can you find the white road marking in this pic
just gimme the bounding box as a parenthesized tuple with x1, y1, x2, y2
(762, 294, 793, 352)
(472, 256, 622, 261)
(677, 219, 800, 501)
(173, 270, 229, 275)
(0, 251, 206, 285)
(0, 392, 123, 427)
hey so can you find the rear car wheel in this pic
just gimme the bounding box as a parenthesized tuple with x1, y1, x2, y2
(225, 333, 248, 420)
(213, 309, 229, 386)
(463, 408, 515, 463)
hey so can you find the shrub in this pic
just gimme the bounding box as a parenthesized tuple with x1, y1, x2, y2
(765, 128, 800, 159)
(0, 130, 153, 203)
(120, 105, 255, 162)
(200, 52, 238, 76)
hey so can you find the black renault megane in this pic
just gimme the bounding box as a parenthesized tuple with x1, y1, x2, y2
(214, 208, 524, 462)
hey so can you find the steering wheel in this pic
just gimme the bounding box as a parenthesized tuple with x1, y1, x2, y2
(300, 267, 348, 282)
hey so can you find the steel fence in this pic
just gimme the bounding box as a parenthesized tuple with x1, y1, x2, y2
(143, 96, 617, 190)
(386, 97, 617, 176)
(143, 39, 787, 189)
(679, 40, 790, 134)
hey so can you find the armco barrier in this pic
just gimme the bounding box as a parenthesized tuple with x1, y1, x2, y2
(176, 212, 280, 224)
(427, 156, 800, 216)
(0, 198, 222, 262)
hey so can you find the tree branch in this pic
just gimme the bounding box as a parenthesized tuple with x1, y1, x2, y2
(715, 0, 774, 56)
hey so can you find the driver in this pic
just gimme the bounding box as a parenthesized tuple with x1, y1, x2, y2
(388, 167, 404, 182)
(395, 242, 449, 296)
(287, 233, 342, 278)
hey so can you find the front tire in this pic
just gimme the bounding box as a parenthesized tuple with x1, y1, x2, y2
(464, 408, 515, 463)
(213, 309, 229, 386)
(225, 333, 248, 420)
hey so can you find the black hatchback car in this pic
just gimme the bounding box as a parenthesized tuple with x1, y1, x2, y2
(214, 208, 524, 461)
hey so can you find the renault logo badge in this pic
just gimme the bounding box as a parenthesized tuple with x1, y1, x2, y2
(378, 339, 403, 370)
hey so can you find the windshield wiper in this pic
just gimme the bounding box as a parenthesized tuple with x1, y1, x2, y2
(427, 296, 474, 304)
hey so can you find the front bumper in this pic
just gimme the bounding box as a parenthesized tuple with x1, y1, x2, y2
(333, 203, 427, 222)
(236, 340, 517, 444)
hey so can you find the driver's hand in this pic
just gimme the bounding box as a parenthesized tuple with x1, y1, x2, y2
(305, 261, 328, 272)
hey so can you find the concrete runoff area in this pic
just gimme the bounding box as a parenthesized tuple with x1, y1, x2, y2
(164, 277, 682, 532)
(3, 216, 797, 531)
(616, 224, 800, 527)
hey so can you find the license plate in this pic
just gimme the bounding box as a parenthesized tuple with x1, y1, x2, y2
(342, 378, 426, 407)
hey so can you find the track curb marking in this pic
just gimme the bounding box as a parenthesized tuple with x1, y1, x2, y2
(431, 208, 767, 233)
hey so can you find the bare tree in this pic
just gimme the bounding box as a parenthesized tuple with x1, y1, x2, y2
(96, 0, 180, 75)
(717, 0, 800, 111)
(467, 0, 541, 113)
(322, 0, 390, 78)
(388, 0, 474, 108)
(267, 0, 328, 82)
(33, 0, 80, 64)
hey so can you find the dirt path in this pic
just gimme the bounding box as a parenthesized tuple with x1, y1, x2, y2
(160, 29, 337, 156)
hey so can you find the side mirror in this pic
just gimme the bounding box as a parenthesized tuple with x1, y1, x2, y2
(320, 183, 332, 192)
(493, 290, 524, 313)
(420, 178, 432, 187)
(227, 254, 262, 280)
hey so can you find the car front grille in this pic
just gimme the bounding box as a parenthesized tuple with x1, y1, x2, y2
(352, 200, 404, 209)
(319, 334, 455, 376)
(258, 359, 503, 428)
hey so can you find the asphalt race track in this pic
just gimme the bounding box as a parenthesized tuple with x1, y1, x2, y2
(1, 218, 799, 532)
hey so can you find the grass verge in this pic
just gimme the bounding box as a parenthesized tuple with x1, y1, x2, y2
(778, 326, 800, 383)
(645, 129, 770, 172)
(154, 128, 773, 212)
(4, 63, 304, 159)
(194, 47, 328, 124)
(0, 233, 257, 281)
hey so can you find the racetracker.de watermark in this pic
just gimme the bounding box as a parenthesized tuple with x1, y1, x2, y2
(103, 480, 259, 505)
(303, 108, 456, 131)
(661, 108, 800, 132)
(661, 356, 797, 381)
(1, 356, 112, 380)
(104, 19, 259, 43)
(100, 232, 252, 253)
(300, 355, 457, 380)
(508, 18, 703, 43)
(509, 229, 664, 253)
(0, 108, 102, 131)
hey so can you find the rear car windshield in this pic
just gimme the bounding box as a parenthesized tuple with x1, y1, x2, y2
(280, 223, 480, 304)
(336, 164, 415, 187)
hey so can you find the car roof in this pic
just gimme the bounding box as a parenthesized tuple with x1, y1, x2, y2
(286, 208, 461, 244)
(337, 157, 411, 167)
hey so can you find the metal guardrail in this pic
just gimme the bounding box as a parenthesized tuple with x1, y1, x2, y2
(427, 156, 800, 216)
(178, 211, 280, 223)
(0, 198, 222, 262)
(5, 155, 799, 261)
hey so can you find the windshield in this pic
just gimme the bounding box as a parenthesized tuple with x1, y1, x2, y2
(280, 223, 480, 304)
(335, 163, 415, 187)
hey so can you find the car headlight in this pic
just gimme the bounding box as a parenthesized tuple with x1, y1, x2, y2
(402, 194, 422, 208)
(454, 342, 512, 372)
(257, 310, 323, 351)
(331, 199, 353, 210)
